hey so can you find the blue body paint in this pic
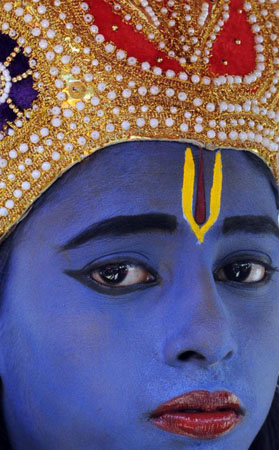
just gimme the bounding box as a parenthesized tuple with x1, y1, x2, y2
(0, 141, 278, 450)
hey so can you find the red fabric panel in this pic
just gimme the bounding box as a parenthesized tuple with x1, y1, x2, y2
(87, 0, 182, 72)
(209, 0, 256, 75)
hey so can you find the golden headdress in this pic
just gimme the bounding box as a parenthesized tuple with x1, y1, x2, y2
(0, 0, 279, 241)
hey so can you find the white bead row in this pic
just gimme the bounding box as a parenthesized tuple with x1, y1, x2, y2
(198, 2, 209, 27)
(138, 0, 160, 27)
(0, 62, 12, 104)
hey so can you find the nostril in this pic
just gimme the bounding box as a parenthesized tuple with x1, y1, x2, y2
(178, 350, 206, 362)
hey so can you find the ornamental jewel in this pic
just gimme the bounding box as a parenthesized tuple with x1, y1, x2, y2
(0, 0, 279, 241)
(0, 33, 38, 131)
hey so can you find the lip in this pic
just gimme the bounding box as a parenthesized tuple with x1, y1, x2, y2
(149, 390, 244, 439)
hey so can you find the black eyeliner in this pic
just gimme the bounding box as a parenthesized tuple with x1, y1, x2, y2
(64, 257, 160, 296)
(214, 260, 279, 289)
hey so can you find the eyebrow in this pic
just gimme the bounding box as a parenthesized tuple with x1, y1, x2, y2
(58, 213, 177, 251)
(222, 215, 279, 238)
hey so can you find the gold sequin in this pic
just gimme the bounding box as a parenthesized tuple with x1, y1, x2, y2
(67, 81, 87, 99)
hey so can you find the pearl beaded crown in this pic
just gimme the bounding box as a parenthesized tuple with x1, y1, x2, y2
(0, 0, 279, 241)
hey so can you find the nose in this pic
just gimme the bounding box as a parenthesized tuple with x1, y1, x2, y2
(163, 267, 237, 369)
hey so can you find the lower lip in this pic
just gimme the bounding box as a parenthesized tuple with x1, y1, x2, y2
(150, 410, 242, 439)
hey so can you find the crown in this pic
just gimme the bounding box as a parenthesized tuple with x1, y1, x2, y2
(0, 0, 279, 241)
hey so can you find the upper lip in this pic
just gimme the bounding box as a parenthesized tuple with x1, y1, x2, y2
(150, 390, 244, 418)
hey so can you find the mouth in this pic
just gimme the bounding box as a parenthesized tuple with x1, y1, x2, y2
(149, 390, 245, 439)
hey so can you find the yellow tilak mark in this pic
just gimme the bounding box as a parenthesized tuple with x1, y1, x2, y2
(182, 147, 223, 243)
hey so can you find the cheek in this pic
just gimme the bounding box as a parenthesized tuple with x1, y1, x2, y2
(0, 269, 132, 438)
(232, 286, 279, 382)
(0, 249, 140, 388)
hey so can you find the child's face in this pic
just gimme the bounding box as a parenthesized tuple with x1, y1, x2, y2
(1, 142, 279, 450)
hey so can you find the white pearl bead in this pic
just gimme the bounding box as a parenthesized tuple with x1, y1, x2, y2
(121, 121, 130, 130)
(76, 101, 85, 111)
(191, 75, 200, 84)
(209, 120, 216, 128)
(229, 131, 238, 140)
(0, 208, 8, 217)
(9, 150, 18, 159)
(95, 34, 105, 44)
(136, 118, 145, 127)
(194, 124, 203, 133)
(178, 92, 187, 101)
(106, 123, 115, 132)
(166, 70, 175, 78)
(206, 103, 215, 112)
(193, 97, 203, 107)
(122, 89, 132, 98)
(207, 130, 216, 139)
(150, 86, 159, 95)
(42, 162, 51, 171)
(90, 25, 99, 34)
(219, 102, 228, 112)
(218, 131, 227, 140)
(19, 143, 28, 153)
(21, 181, 30, 190)
(150, 119, 159, 128)
(30, 134, 40, 143)
(78, 137, 86, 145)
(153, 67, 162, 75)
(248, 131, 255, 141)
(91, 131, 100, 139)
(51, 117, 61, 127)
(199, 77, 209, 87)
(166, 88, 175, 97)
(4, 3, 13, 12)
(138, 87, 147, 96)
(128, 57, 137, 65)
(179, 72, 188, 81)
(13, 189, 22, 198)
(165, 118, 174, 127)
(38, 5, 46, 14)
(141, 62, 150, 71)
(39, 39, 48, 49)
(64, 143, 73, 151)
(5, 200, 14, 209)
(105, 44, 115, 53)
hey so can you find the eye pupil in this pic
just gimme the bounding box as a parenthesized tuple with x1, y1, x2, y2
(99, 264, 128, 284)
(224, 262, 252, 282)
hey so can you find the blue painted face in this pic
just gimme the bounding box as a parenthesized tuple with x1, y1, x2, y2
(0, 141, 279, 450)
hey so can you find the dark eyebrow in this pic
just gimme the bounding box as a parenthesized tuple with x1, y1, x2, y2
(58, 213, 177, 251)
(222, 215, 279, 238)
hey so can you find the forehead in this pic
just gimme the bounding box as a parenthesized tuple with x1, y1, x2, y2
(20, 141, 277, 241)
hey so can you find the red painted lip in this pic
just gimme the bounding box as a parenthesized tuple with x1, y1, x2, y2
(149, 390, 244, 439)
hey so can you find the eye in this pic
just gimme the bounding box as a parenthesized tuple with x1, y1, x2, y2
(90, 262, 156, 288)
(214, 261, 269, 284)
